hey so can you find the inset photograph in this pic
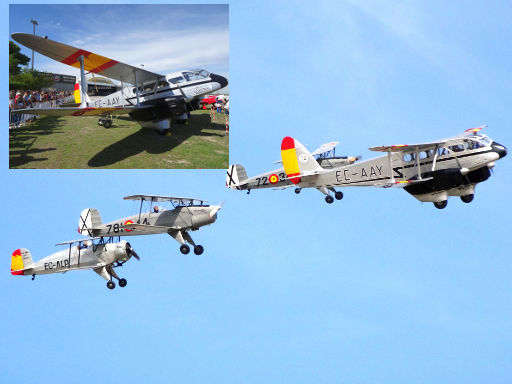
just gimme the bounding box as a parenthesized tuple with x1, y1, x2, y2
(9, 4, 229, 169)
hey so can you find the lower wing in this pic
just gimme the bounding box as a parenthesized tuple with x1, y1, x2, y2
(11, 106, 150, 117)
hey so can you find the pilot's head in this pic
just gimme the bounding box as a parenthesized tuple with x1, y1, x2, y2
(154, 206, 159, 213)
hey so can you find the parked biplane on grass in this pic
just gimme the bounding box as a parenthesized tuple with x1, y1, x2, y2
(10, 33, 228, 134)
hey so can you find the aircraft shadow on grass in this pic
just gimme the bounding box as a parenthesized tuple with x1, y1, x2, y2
(87, 113, 227, 167)
(9, 116, 64, 167)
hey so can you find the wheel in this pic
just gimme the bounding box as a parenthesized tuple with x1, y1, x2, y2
(294, 188, 301, 194)
(434, 200, 448, 209)
(194, 245, 204, 255)
(334, 191, 343, 200)
(103, 119, 112, 128)
(180, 244, 190, 254)
(118, 278, 127, 287)
(460, 194, 474, 203)
(325, 195, 334, 204)
(107, 281, 116, 289)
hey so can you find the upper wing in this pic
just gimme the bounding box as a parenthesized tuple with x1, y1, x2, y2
(369, 127, 488, 153)
(311, 141, 339, 156)
(11, 106, 151, 117)
(123, 195, 207, 204)
(11, 33, 163, 85)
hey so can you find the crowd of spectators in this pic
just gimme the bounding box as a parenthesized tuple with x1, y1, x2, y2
(9, 89, 73, 110)
(9, 89, 74, 128)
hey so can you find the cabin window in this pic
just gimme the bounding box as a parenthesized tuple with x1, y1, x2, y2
(168, 76, 185, 84)
(182, 71, 208, 81)
(403, 153, 416, 162)
(449, 143, 465, 152)
(419, 150, 433, 159)
(476, 136, 491, 147)
(438, 147, 451, 156)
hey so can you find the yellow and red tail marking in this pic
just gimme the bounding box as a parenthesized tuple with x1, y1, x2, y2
(61, 49, 118, 73)
(74, 83, 81, 104)
(281, 136, 301, 185)
(11, 249, 24, 275)
(124, 220, 134, 232)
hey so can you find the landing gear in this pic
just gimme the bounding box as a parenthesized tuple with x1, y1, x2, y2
(295, 188, 301, 194)
(325, 195, 334, 204)
(98, 117, 113, 128)
(434, 200, 448, 209)
(107, 281, 116, 290)
(118, 278, 127, 288)
(180, 244, 190, 254)
(460, 194, 474, 203)
(334, 191, 344, 200)
(194, 245, 204, 255)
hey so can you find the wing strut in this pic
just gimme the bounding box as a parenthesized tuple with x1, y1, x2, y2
(134, 70, 140, 106)
(78, 55, 88, 107)
(431, 145, 439, 172)
(387, 151, 395, 183)
(415, 148, 422, 180)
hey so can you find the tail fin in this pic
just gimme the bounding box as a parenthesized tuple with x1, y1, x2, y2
(226, 164, 248, 189)
(281, 137, 322, 184)
(78, 208, 102, 236)
(11, 249, 33, 275)
(74, 81, 91, 107)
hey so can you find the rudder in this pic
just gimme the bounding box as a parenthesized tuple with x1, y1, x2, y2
(226, 164, 248, 189)
(281, 137, 322, 184)
(78, 208, 102, 236)
(11, 249, 33, 275)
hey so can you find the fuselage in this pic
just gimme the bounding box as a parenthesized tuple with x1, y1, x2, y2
(92, 69, 228, 113)
(92, 206, 218, 237)
(235, 134, 506, 199)
(19, 241, 130, 276)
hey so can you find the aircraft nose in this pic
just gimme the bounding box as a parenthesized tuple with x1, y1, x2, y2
(211, 73, 228, 89)
(492, 141, 507, 158)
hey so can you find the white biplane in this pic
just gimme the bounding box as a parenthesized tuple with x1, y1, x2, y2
(78, 195, 222, 255)
(11, 237, 139, 290)
(10, 33, 228, 134)
(227, 126, 506, 209)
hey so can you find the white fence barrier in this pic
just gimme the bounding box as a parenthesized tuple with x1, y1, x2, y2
(9, 96, 75, 129)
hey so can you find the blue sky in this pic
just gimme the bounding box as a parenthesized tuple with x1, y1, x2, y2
(3, 1, 512, 383)
(9, 3, 229, 83)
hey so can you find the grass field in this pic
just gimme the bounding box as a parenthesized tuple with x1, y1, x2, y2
(9, 110, 229, 169)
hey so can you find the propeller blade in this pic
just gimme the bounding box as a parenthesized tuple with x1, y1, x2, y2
(209, 201, 225, 218)
(125, 242, 140, 261)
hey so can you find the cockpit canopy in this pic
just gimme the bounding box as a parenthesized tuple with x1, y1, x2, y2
(402, 134, 492, 162)
(167, 69, 210, 85)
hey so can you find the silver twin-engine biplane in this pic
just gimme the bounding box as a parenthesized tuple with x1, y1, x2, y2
(10, 237, 140, 289)
(10, 33, 228, 134)
(227, 126, 506, 209)
(78, 195, 222, 255)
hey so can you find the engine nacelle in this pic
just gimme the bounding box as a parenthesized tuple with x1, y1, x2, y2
(191, 214, 215, 229)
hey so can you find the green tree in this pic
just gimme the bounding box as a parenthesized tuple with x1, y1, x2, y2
(9, 41, 29, 76)
(12, 68, 53, 90)
(10, 40, 53, 90)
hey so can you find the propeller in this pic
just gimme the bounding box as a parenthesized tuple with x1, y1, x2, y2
(209, 201, 225, 218)
(125, 242, 140, 261)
